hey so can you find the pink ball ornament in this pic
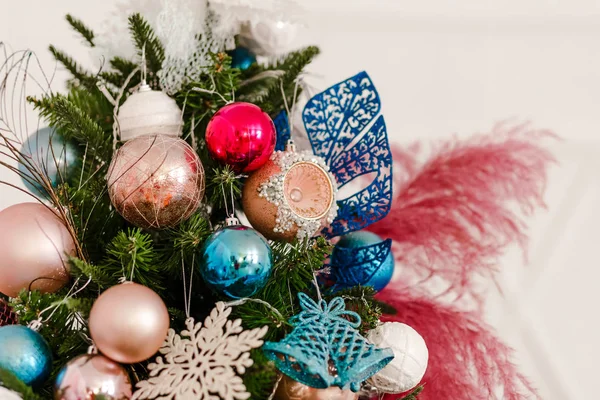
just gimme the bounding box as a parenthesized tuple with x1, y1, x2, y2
(0, 203, 75, 297)
(205, 102, 276, 173)
(88, 282, 169, 364)
(54, 354, 132, 400)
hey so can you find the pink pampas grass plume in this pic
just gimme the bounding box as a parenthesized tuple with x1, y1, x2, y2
(375, 287, 539, 400)
(369, 123, 556, 307)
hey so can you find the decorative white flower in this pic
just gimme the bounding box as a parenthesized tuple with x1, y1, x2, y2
(132, 302, 268, 400)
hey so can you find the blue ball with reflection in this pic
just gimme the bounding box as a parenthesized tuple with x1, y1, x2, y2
(228, 47, 257, 71)
(332, 231, 395, 292)
(0, 325, 53, 386)
(19, 127, 77, 194)
(199, 225, 272, 298)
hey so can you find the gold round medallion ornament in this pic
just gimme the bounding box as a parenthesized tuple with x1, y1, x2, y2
(243, 145, 338, 241)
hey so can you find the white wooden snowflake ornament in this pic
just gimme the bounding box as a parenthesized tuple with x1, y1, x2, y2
(132, 302, 268, 400)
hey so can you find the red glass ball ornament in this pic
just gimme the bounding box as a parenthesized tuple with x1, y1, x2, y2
(205, 102, 276, 173)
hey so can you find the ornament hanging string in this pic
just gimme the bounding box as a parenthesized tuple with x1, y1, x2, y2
(181, 249, 195, 319)
(28, 276, 92, 331)
(224, 298, 285, 325)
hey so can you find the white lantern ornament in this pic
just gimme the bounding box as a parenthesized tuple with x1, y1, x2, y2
(117, 83, 183, 141)
(366, 322, 429, 394)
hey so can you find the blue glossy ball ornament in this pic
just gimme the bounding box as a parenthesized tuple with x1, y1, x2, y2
(19, 127, 77, 194)
(199, 225, 272, 298)
(228, 47, 256, 70)
(332, 231, 395, 292)
(0, 325, 53, 386)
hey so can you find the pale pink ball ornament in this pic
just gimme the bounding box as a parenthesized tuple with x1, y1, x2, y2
(54, 354, 132, 399)
(366, 322, 429, 394)
(89, 282, 169, 364)
(275, 375, 358, 400)
(0, 203, 75, 297)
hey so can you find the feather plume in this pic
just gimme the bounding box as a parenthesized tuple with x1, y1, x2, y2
(369, 123, 556, 307)
(376, 288, 539, 399)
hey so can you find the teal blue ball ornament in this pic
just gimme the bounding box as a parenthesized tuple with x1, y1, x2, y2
(228, 47, 256, 70)
(19, 127, 77, 194)
(332, 231, 395, 292)
(0, 325, 53, 386)
(199, 224, 272, 298)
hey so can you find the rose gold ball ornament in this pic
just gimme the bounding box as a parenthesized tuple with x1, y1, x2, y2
(0, 202, 75, 297)
(54, 354, 132, 400)
(275, 375, 358, 400)
(243, 146, 338, 241)
(106, 135, 205, 229)
(88, 282, 169, 364)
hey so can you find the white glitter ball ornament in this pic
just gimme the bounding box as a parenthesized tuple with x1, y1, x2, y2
(366, 322, 429, 394)
(0, 387, 22, 400)
(238, 19, 299, 57)
(118, 84, 183, 141)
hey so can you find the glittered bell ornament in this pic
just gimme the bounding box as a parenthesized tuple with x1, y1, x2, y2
(205, 102, 276, 173)
(19, 127, 78, 194)
(275, 375, 358, 400)
(0, 202, 75, 297)
(263, 293, 394, 392)
(243, 145, 338, 241)
(0, 325, 52, 386)
(238, 20, 299, 57)
(228, 47, 256, 70)
(117, 83, 182, 141)
(366, 322, 428, 394)
(106, 135, 205, 229)
(54, 353, 132, 400)
(88, 282, 170, 364)
(198, 218, 272, 299)
(0, 299, 18, 327)
(330, 231, 394, 292)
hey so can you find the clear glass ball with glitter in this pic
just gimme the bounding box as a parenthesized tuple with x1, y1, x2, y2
(107, 135, 205, 229)
(242, 149, 338, 241)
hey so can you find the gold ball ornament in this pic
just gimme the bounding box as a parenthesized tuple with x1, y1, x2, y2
(275, 375, 358, 400)
(242, 149, 338, 241)
(0, 203, 75, 297)
(88, 282, 169, 364)
(106, 135, 205, 229)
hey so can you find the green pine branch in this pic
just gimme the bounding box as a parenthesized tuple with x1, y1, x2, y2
(102, 229, 166, 291)
(48, 45, 97, 89)
(128, 13, 165, 74)
(28, 93, 112, 162)
(242, 46, 320, 115)
(0, 369, 43, 400)
(234, 237, 332, 340)
(399, 385, 424, 399)
(325, 286, 383, 334)
(65, 14, 95, 47)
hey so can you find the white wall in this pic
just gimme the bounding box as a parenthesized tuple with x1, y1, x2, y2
(2, 1, 598, 398)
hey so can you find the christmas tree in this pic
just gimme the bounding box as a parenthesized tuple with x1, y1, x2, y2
(0, 3, 554, 400)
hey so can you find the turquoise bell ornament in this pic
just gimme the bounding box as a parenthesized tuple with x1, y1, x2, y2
(263, 293, 394, 392)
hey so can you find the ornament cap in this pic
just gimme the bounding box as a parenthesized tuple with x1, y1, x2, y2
(226, 216, 240, 226)
(285, 139, 296, 152)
